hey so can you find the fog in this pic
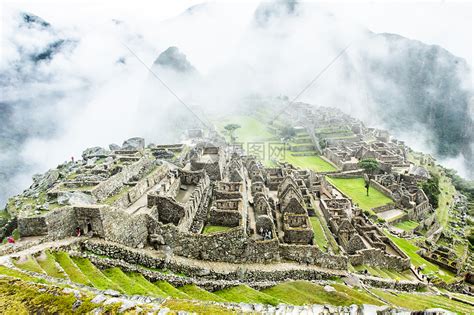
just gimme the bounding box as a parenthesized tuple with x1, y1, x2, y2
(0, 0, 472, 205)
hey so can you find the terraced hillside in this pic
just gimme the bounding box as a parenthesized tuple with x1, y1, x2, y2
(1, 251, 473, 313)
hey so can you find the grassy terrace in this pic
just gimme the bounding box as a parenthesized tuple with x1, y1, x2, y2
(394, 220, 419, 231)
(261, 280, 383, 306)
(214, 285, 281, 305)
(2, 252, 474, 312)
(407, 152, 456, 228)
(371, 288, 474, 314)
(216, 115, 338, 171)
(309, 216, 328, 250)
(284, 154, 337, 172)
(353, 264, 416, 281)
(327, 177, 393, 213)
(202, 225, 232, 234)
(36, 251, 67, 279)
(383, 232, 456, 282)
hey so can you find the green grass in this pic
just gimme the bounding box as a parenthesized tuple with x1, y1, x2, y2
(70, 256, 122, 291)
(178, 284, 227, 302)
(261, 280, 370, 306)
(393, 220, 419, 231)
(126, 273, 167, 297)
(214, 285, 281, 305)
(53, 252, 91, 285)
(202, 225, 232, 234)
(327, 177, 393, 213)
(331, 284, 384, 306)
(102, 267, 148, 295)
(354, 264, 415, 281)
(383, 232, 455, 282)
(371, 289, 474, 314)
(162, 299, 235, 315)
(0, 265, 39, 282)
(309, 216, 328, 250)
(13, 255, 46, 274)
(35, 251, 67, 279)
(284, 154, 337, 172)
(155, 281, 190, 299)
(217, 115, 274, 143)
(0, 277, 98, 314)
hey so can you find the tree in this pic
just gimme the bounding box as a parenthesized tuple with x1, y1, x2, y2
(279, 126, 297, 143)
(224, 123, 241, 143)
(421, 175, 440, 208)
(358, 158, 379, 196)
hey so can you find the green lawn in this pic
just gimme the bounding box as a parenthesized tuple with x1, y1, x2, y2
(127, 273, 167, 297)
(155, 281, 190, 299)
(0, 265, 39, 282)
(383, 232, 456, 282)
(353, 264, 415, 281)
(327, 177, 393, 213)
(53, 252, 91, 285)
(102, 267, 148, 295)
(309, 216, 328, 250)
(71, 256, 123, 292)
(202, 225, 232, 234)
(261, 280, 381, 306)
(284, 154, 337, 172)
(12, 255, 45, 274)
(216, 115, 274, 143)
(371, 289, 474, 314)
(162, 299, 234, 315)
(35, 251, 67, 279)
(394, 220, 419, 231)
(214, 285, 281, 305)
(178, 284, 227, 302)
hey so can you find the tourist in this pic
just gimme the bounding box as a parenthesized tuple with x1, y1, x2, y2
(7, 236, 15, 244)
(76, 227, 81, 237)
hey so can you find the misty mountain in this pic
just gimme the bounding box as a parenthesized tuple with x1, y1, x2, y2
(1, 3, 472, 207)
(153, 46, 197, 73)
(251, 0, 473, 178)
(362, 33, 473, 169)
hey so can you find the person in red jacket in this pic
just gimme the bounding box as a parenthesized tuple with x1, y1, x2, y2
(6, 236, 15, 244)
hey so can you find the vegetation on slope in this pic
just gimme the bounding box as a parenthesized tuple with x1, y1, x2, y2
(126, 273, 167, 297)
(53, 252, 91, 285)
(261, 280, 374, 306)
(35, 251, 67, 279)
(383, 232, 455, 282)
(178, 284, 227, 302)
(102, 267, 148, 295)
(371, 288, 474, 314)
(309, 216, 328, 250)
(0, 278, 97, 314)
(155, 281, 190, 299)
(12, 255, 45, 274)
(214, 285, 282, 305)
(70, 256, 122, 291)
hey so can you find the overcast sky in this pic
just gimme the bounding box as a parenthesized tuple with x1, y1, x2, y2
(2, 0, 472, 65)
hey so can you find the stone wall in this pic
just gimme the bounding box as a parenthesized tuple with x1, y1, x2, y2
(91, 156, 155, 201)
(208, 208, 241, 227)
(370, 180, 395, 199)
(149, 221, 280, 263)
(371, 203, 397, 213)
(102, 210, 148, 248)
(349, 248, 410, 271)
(18, 215, 48, 236)
(45, 207, 76, 239)
(279, 244, 348, 270)
(81, 239, 345, 282)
